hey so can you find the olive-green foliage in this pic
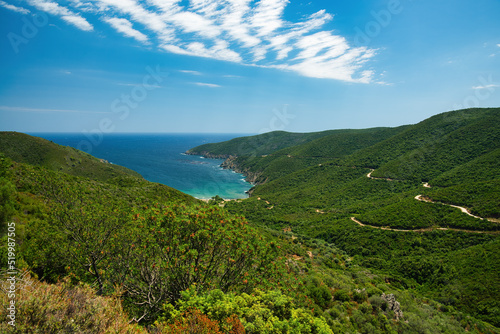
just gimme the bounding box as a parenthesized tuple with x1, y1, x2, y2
(306, 277, 333, 309)
(333, 289, 350, 302)
(186, 130, 338, 158)
(342, 108, 498, 170)
(0, 155, 15, 228)
(358, 197, 499, 231)
(427, 180, 500, 218)
(219, 126, 409, 184)
(204, 108, 500, 327)
(12, 166, 281, 323)
(373, 109, 500, 181)
(156, 287, 333, 334)
(3, 108, 500, 333)
(431, 148, 500, 187)
(116, 204, 281, 322)
(0, 178, 16, 228)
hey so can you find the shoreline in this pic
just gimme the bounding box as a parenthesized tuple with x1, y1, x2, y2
(197, 198, 247, 203)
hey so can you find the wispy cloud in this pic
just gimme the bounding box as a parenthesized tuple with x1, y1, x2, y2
(179, 70, 202, 76)
(117, 82, 161, 88)
(193, 82, 221, 88)
(26, 0, 93, 31)
(104, 17, 148, 43)
(0, 106, 109, 113)
(13, 0, 377, 83)
(0, 0, 30, 13)
(472, 84, 499, 90)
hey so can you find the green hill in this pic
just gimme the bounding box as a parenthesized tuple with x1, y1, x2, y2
(192, 107, 500, 327)
(343, 108, 497, 171)
(431, 148, 500, 187)
(186, 129, 345, 158)
(219, 126, 409, 184)
(0, 131, 142, 184)
(2, 130, 498, 332)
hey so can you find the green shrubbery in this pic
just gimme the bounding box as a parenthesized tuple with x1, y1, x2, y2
(156, 288, 333, 333)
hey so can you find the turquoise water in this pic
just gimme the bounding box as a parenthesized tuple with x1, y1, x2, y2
(32, 133, 252, 199)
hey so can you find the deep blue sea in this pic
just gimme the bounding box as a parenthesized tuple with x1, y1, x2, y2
(30, 133, 252, 199)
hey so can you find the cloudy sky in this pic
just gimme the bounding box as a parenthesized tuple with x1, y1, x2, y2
(1, 0, 499, 133)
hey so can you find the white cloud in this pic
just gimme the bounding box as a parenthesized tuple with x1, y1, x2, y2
(118, 82, 161, 88)
(0, 1, 30, 14)
(104, 17, 149, 43)
(497, 44, 500, 48)
(27, 0, 93, 31)
(250, 0, 288, 37)
(472, 84, 499, 90)
(15, 0, 378, 83)
(193, 82, 221, 88)
(168, 11, 221, 39)
(179, 70, 202, 75)
(97, 0, 174, 40)
(186, 40, 242, 63)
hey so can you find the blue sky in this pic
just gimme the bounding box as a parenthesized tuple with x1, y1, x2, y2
(0, 0, 499, 134)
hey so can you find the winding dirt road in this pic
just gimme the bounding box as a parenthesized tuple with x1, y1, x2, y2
(347, 169, 499, 234)
(414, 195, 485, 220)
(350, 217, 499, 234)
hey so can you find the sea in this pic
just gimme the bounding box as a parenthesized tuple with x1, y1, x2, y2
(30, 133, 253, 199)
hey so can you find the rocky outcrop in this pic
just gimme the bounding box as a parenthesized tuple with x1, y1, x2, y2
(184, 150, 231, 159)
(381, 293, 403, 320)
(220, 156, 266, 185)
(185, 152, 267, 187)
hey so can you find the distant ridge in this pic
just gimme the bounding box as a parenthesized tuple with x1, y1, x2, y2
(0, 131, 142, 183)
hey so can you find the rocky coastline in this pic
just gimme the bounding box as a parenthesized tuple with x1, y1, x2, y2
(185, 151, 265, 189)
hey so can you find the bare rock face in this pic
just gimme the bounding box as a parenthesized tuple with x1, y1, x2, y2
(381, 293, 403, 320)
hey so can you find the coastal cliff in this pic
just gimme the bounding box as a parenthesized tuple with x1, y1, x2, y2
(184, 150, 231, 160)
(185, 150, 265, 187)
(220, 156, 266, 186)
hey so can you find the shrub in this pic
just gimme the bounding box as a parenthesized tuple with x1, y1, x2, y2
(334, 289, 350, 302)
(0, 273, 145, 334)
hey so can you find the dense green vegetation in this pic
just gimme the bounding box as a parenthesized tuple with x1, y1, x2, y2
(1, 109, 499, 333)
(197, 108, 500, 329)
(186, 130, 337, 158)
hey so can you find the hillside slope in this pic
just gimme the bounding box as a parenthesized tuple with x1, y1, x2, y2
(192, 107, 500, 327)
(0, 131, 142, 184)
(2, 133, 496, 332)
(220, 126, 409, 184)
(186, 129, 368, 158)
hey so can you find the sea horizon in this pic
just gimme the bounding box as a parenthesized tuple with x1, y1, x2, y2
(29, 132, 253, 200)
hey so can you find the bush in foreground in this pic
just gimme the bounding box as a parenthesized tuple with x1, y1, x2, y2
(0, 273, 145, 334)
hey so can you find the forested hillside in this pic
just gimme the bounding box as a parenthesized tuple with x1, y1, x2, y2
(191, 108, 500, 329)
(0, 110, 499, 333)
